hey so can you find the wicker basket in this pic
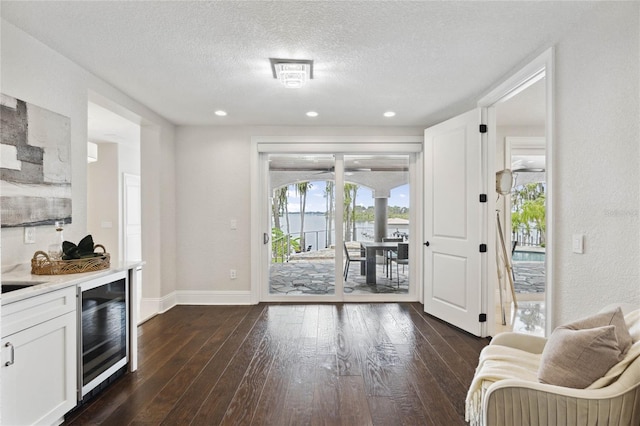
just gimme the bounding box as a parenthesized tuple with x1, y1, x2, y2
(31, 244, 110, 275)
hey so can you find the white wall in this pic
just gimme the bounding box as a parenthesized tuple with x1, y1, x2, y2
(1, 21, 89, 264)
(87, 143, 120, 261)
(175, 126, 422, 295)
(0, 21, 177, 320)
(552, 2, 640, 325)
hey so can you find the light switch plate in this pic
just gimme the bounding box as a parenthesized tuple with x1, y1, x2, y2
(24, 226, 36, 244)
(572, 234, 584, 254)
(230, 219, 237, 230)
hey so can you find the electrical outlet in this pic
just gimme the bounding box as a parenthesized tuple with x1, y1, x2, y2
(24, 226, 36, 244)
(230, 269, 237, 279)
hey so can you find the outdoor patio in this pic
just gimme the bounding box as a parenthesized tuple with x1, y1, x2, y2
(269, 246, 544, 296)
(270, 259, 409, 295)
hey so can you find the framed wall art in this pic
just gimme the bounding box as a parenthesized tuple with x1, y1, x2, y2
(1, 94, 72, 227)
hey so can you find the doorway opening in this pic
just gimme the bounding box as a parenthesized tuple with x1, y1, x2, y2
(87, 101, 141, 263)
(498, 135, 546, 336)
(486, 53, 552, 337)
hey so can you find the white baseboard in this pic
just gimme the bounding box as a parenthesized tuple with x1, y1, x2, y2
(176, 290, 253, 305)
(139, 298, 161, 324)
(139, 290, 253, 321)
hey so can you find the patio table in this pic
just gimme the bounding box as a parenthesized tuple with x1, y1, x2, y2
(360, 241, 399, 285)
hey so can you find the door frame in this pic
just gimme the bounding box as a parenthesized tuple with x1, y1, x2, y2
(478, 47, 555, 337)
(250, 136, 423, 303)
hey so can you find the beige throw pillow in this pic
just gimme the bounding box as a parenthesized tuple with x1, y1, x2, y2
(538, 325, 622, 388)
(563, 306, 632, 354)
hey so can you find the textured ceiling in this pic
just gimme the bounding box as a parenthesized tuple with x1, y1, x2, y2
(1, 1, 596, 127)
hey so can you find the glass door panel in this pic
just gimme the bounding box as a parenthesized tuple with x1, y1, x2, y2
(268, 154, 336, 296)
(343, 154, 410, 294)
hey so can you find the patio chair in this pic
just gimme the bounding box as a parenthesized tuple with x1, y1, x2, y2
(382, 237, 403, 277)
(390, 242, 409, 287)
(343, 242, 365, 281)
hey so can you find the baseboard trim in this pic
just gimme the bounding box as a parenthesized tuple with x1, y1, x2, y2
(176, 290, 253, 305)
(139, 291, 253, 321)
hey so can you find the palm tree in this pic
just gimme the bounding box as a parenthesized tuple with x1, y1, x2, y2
(295, 182, 311, 250)
(271, 185, 293, 261)
(325, 181, 334, 248)
(351, 185, 358, 240)
(272, 185, 291, 233)
(343, 183, 358, 241)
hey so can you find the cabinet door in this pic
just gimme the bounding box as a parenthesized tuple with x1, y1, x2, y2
(1, 311, 77, 425)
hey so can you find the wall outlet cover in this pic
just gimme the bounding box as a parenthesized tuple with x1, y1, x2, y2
(24, 226, 36, 244)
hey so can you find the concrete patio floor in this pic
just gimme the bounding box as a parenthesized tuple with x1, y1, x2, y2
(268, 253, 544, 296)
(269, 259, 409, 295)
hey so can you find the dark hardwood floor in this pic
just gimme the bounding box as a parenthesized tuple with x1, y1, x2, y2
(64, 303, 488, 425)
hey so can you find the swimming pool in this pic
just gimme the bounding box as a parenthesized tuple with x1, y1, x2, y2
(512, 251, 545, 262)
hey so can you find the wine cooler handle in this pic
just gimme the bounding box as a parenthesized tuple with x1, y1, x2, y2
(5, 342, 14, 366)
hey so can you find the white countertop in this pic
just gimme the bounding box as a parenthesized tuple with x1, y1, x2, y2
(1, 260, 144, 305)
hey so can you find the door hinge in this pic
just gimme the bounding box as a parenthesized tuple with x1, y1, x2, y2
(479, 194, 487, 203)
(479, 244, 487, 253)
(479, 124, 487, 133)
(479, 313, 487, 323)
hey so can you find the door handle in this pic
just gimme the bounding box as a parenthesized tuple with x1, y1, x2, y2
(263, 233, 270, 244)
(424, 241, 430, 247)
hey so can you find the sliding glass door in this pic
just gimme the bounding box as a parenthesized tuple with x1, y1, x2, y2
(268, 154, 337, 296)
(265, 151, 414, 301)
(342, 155, 411, 294)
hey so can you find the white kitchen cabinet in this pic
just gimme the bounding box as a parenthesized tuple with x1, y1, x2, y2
(1, 286, 77, 426)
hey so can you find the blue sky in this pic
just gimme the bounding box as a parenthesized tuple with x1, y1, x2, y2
(287, 182, 409, 213)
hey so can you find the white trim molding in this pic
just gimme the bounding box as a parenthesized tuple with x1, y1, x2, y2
(176, 290, 253, 305)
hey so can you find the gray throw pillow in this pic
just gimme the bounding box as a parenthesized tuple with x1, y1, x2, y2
(538, 325, 622, 388)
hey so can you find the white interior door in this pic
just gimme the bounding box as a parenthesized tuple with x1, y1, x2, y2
(424, 109, 484, 336)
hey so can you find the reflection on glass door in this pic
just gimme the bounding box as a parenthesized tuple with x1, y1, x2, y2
(269, 154, 336, 296)
(343, 155, 410, 294)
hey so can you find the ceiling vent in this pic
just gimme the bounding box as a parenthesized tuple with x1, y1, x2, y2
(270, 58, 314, 89)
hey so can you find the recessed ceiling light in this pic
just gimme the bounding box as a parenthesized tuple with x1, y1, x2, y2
(306, 111, 319, 117)
(383, 111, 396, 117)
(215, 110, 227, 116)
